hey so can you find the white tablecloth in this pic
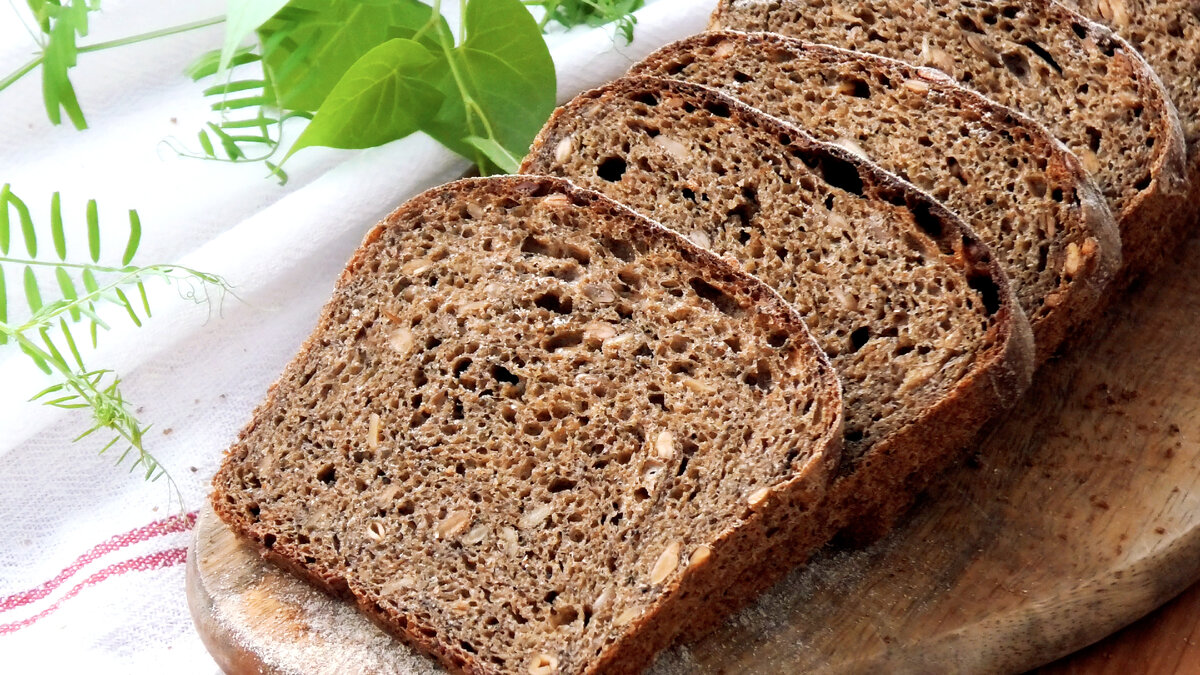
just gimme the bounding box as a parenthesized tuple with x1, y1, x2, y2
(0, 1, 711, 670)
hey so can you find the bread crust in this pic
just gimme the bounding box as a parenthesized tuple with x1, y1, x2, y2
(710, 0, 1189, 282)
(631, 30, 1121, 363)
(523, 77, 1036, 617)
(212, 175, 844, 674)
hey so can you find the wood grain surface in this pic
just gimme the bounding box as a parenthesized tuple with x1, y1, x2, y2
(188, 234, 1200, 674)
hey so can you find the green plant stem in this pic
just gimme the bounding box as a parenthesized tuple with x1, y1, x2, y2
(77, 16, 225, 55)
(0, 56, 42, 91)
(0, 15, 227, 94)
(0, 256, 129, 274)
(0, 257, 225, 333)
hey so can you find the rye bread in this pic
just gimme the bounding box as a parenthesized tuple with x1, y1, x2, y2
(521, 77, 1035, 547)
(631, 31, 1120, 363)
(1064, 0, 1200, 233)
(711, 0, 1189, 279)
(210, 176, 844, 674)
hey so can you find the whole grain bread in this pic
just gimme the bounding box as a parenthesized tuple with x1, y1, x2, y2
(711, 0, 1189, 279)
(631, 31, 1120, 363)
(521, 77, 1035, 548)
(1063, 0, 1200, 234)
(210, 176, 844, 675)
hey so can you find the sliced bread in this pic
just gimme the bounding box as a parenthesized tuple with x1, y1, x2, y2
(1063, 0, 1200, 231)
(711, 0, 1189, 279)
(210, 176, 843, 675)
(521, 77, 1035, 545)
(631, 31, 1120, 363)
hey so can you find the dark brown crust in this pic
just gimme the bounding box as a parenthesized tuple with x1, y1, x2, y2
(523, 76, 1035, 574)
(630, 30, 1121, 364)
(709, 0, 1189, 283)
(212, 175, 844, 675)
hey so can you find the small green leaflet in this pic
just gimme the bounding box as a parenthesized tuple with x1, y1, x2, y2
(287, 39, 442, 157)
(219, 0, 289, 72)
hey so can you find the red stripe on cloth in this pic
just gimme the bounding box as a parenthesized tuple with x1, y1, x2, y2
(0, 547, 188, 635)
(0, 512, 196, 614)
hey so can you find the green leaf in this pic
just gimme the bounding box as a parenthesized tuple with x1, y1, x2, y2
(201, 79, 267, 97)
(40, 327, 68, 369)
(20, 341, 52, 374)
(114, 287, 142, 327)
(259, 0, 443, 112)
(464, 136, 520, 174)
(56, 266, 81, 321)
(187, 47, 260, 81)
(51, 191, 66, 260)
(287, 38, 443, 156)
(197, 129, 216, 157)
(86, 198, 99, 262)
(123, 210, 141, 266)
(81, 268, 99, 294)
(24, 266, 43, 314)
(207, 122, 246, 160)
(7, 190, 36, 257)
(422, 0, 556, 171)
(60, 317, 85, 369)
(0, 184, 10, 255)
(137, 281, 151, 317)
(219, 0, 290, 72)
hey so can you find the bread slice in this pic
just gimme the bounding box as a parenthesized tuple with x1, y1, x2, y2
(1063, 0, 1200, 235)
(711, 0, 1189, 280)
(521, 77, 1035, 548)
(210, 176, 843, 675)
(631, 31, 1120, 364)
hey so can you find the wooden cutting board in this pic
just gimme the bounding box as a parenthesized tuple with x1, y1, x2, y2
(187, 234, 1200, 675)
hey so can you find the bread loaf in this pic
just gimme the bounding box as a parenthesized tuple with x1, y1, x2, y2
(522, 77, 1035, 546)
(711, 0, 1189, 279)
(211, 176, 843, 674)
(1064, 0, 1200, 234)
(631, 31, 1120, 363)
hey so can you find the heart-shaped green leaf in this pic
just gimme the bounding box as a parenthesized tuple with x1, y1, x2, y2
(286, 38, 444, 157)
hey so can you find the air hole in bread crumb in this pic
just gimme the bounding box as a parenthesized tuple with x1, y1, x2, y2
(704, 101, 732, 118)
(1002, 51, 1029, 79)
(544, 330, 584, 352)
(633, 91, 658, 106)
(846, 326, 871, 354)
(548, 477, 576, 493)
(840, 77, 871, 98)
(316, 464, 336, 484)
(967, 273, 1003, 314)
(818, 156, 864, 196)
(491, 365, 519, 385)
(1022, 40, 1063, 74)
(534, 292, 573, 315)
(596, 157, 627, 182)
(688, 278, 743, 318)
